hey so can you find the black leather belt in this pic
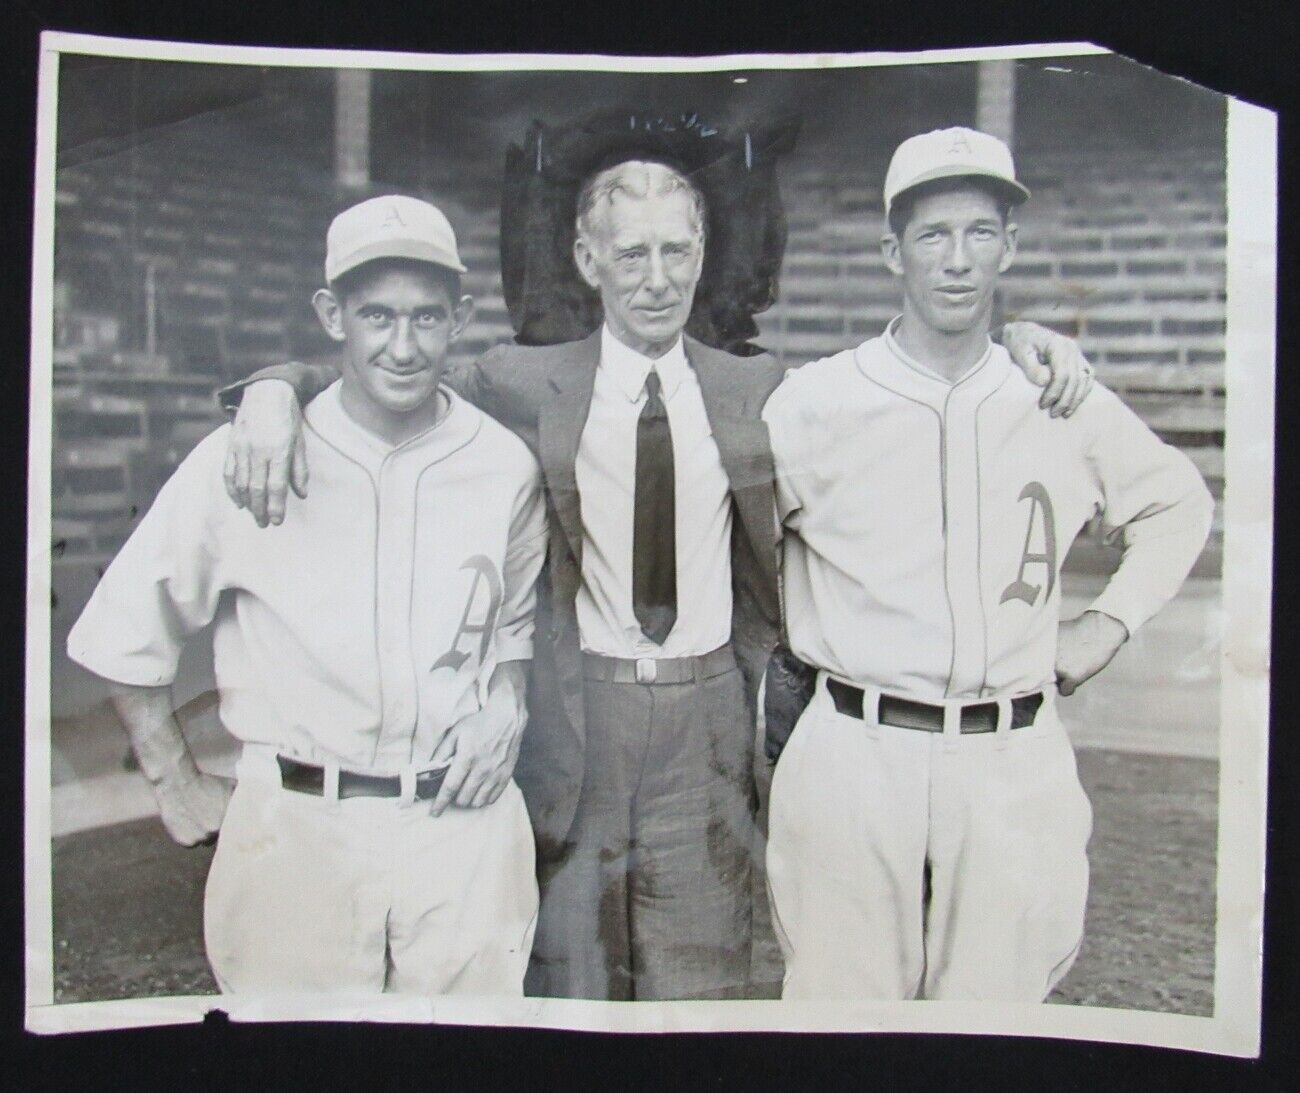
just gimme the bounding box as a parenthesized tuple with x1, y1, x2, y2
(276, 755, 448, 800)
(825, 678, 1044, 734)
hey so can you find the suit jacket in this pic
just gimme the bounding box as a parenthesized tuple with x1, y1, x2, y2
(461, 331, 785, 853)
(220, 331, 787, 854)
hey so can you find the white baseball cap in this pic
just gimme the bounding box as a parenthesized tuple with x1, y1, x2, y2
(324, 194, 468, 282)
(883, 127, 1030, 216)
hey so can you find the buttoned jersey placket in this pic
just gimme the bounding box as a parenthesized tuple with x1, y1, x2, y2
(296, 386, 485, 772)
(867, 333, 1009, 701)
(371, 446, 423, 769)
(937, 356, 1007, 699)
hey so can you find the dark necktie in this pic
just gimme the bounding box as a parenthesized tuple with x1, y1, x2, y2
(633, 368, 677, 645)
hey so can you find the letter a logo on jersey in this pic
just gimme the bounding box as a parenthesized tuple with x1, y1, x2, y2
(431, 555, 503, 673)
(1000, 482, 1058, 607)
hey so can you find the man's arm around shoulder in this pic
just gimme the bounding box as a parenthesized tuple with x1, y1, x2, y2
(217, 360, 340, 416)
(452, 341, 556, 428)
(445, 343, 511, 418)
(219, 359, 340, 526)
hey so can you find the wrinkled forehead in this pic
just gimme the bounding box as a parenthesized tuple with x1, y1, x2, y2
(601, 189, 702, 242)
(905, 183, 1009, 227)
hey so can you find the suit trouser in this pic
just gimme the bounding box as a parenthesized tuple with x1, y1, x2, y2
(204, 745, 539, 996)
(525, 654, 755, 1000)
(766, 675, 1093, 1001)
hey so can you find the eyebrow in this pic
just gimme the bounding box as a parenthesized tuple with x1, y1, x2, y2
(912, 217, 1003, 233)
(612, 236, 694, 251)
(353, 300, 449, 312)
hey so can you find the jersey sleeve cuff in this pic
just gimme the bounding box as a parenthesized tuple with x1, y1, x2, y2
(215, 380, 246, 416)
(65, 641, 180, 689)
(1081, 588, 1150, 642)
(216, 362, 316, 415)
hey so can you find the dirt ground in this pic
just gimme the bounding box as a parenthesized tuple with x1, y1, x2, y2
(50, 747, 1217, 1014)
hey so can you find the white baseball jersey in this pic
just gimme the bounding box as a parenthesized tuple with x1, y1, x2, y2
(69, 381, 548, 773)
(763, 320, 1213, 1002)
(763, 324, 1215, 701)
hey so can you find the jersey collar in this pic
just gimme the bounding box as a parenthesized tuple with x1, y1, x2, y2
(305, 380, 480, 474)
(856, 317, 1011, 411)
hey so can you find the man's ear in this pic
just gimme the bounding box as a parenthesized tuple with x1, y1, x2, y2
(573, 232, 602, 290)
(449, 294, 475, 343)
(999, 222, 1019, 274)
(312, 289, 346, 342)
(881, 232, 903, 277)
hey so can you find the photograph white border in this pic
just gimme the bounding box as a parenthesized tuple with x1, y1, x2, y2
(24, 32, 1275, 1057)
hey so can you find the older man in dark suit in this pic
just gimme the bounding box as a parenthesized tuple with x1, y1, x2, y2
(479, 162, 789, 1000)
(219, 145, 1090, 1001)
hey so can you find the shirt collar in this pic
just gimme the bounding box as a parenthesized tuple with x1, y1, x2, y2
(304, 380, 474, 473)
(856, 318, 1009, 413)
(599, 323, 689, 403)
(884, 315, 992, 387)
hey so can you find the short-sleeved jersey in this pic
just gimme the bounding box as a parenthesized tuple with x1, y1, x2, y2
(68, 382, 548, 772)
(763, 328, 1214, 701)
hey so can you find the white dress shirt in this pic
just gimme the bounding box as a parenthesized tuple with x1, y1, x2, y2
(573, 325, 733, 658)
(69, 381, 548, 772)
(764, 325, 1213, 700)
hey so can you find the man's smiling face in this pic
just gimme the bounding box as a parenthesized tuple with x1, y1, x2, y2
(314, 258, 471, 436)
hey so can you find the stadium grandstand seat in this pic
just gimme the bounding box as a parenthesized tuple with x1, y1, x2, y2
(224, 324, 291, 368)
(163, 289, 229, 323)
(166, 416, 222, 454)
(54, 444, 135, 525)
(51, 517, 98, 561)
(53, 392, 149, 452)
(233, 285, 292, 319)
(147, 392, 223, 435)
(167, 321, 225, 373)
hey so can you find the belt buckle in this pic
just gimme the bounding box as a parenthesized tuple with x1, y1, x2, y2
(635, 657, 657, 684)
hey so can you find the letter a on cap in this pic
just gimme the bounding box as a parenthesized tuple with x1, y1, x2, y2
(947, 131, 974, 156)
(881, 126, 1031, 215)
(324, 194, 469, 281)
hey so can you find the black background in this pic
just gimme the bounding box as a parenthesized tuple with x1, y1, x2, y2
(3, 1, 1294, 1088)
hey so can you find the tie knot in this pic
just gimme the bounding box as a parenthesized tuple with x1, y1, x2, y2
(644, 369, 662, 400)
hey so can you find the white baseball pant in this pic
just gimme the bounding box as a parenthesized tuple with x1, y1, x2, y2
(203, 745, 539, 996)
(765, 675, 1092, 1001)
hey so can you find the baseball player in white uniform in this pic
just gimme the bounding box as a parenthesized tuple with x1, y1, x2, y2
(67, 196, 548, 996)
(761, 128, 1215, 1001)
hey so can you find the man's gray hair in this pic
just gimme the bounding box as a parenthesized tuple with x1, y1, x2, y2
(576, 160, 707, 241)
